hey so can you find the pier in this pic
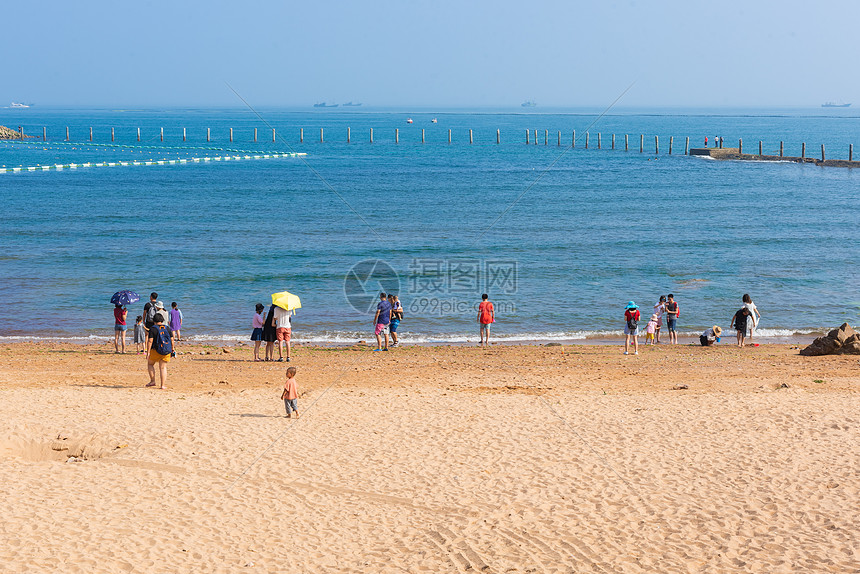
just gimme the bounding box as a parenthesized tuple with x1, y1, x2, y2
(690, 147, 860, 168)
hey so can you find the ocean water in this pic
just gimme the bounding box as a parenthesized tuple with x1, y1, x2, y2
(1, 106, 859, 343)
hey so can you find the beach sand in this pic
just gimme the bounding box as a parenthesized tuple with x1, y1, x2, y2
(1, 342, 858, 572)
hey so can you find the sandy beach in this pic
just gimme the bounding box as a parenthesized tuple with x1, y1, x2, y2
(1, 341, 858, 572)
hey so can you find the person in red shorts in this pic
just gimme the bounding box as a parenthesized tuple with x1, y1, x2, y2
(273, 304, 292, 362)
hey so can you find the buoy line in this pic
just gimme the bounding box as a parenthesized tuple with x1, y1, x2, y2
(0, 151, 306, 173)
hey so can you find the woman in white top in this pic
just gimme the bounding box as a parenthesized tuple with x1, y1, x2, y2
(742, 294, 761, 340)
(653, 295, 666, 343)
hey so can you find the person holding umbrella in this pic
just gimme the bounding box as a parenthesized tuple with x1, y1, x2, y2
(110, 290, 140, 354)
(271, 291, 301, 362)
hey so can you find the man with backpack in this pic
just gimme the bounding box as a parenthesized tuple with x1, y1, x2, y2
(146, 310, 174, 389)
(142, 292, 159, 351)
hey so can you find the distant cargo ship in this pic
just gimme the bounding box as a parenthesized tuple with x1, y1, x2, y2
(521, 101, 536, 108)
(313, 102, 339, 108)
(342, 102, 362, 107)
(822, 102, 851, 108)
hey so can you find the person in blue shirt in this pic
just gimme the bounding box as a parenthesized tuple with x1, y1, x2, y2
(373, 292, 392, 351)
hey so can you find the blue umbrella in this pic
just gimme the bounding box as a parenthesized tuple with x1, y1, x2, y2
(110, 290, 140, 306)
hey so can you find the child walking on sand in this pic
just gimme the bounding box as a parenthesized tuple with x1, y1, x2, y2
(645, 313, 659, 345)
(282, 366, 299, 418)
(133, 316, 146, 354)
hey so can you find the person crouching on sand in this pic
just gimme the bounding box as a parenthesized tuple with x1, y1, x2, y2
(282, 366, 299, 418)
(624, 301, 640, 355)
(700, 326, 722, 347)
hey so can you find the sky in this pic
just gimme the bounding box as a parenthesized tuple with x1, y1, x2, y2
(4, 0, 859, 108)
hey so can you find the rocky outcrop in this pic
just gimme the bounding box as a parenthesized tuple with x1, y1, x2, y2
(800, 323, 860, 356)
(0, 125, 33, 139)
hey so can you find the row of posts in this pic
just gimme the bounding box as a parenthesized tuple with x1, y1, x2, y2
(11, 126, 855, 161)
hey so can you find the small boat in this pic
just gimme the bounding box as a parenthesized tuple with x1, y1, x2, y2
(342, 102, 362, 107)
(822, 101, 851, 108)
(10, 102, 29, 108)
(313, 102, 339, 108)
(521, 101, 536, 108)
(406, 118, 413, 124)
(431, 118, 438, 123)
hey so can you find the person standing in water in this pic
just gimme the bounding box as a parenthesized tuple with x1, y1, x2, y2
(742, 294, 761, 341)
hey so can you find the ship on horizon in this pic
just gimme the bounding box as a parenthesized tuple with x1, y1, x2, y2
(521, 101, 537, 108)
(313, 102, 339, 108)
(822, 101, 851, 108)
(10, 102, 30, 108)
(342, 102, 362, 107)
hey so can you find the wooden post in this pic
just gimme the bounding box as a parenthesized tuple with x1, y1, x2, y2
(572, 130, 575, 148)
(625, 134, 629, 151)
(526, 129, 529, 144)
(90, 127, 93, 142)
(66, 126, 70, 141)
(534, 129, 537, 145)
(300, 128, 304, 143)
(230, 128, 233, 142)
(685, 136, 689, 155)
(544, 129, 548, 145)
(320, 128, 324, 143)
(448, 129, 452, 144)
(370, 128, 373, 143)
(779, 141, 783, 157)
(207, 128, 210, 142)
(612, 134, 615, 150)
(182, 127, 186, 142)
(395, 128, 399, 144)
(137, 127, 140, 142)
(655, 135, 659, 154)
(497, 129, 500, 144)
(421, 129, 425, 143)
(43, 127, 47, 142)
(585, 131, 589, 149)
(254, 128, 257, 142)
(160, 127, 163, 142)
(850, 144, 854, 162)
(821, 144, 825, 161)
(558, 131, 561, 146)
(738, 139, 742, 154)
(272, 128, 276, 142)
(801, 142, 805, 158)
(18, 126, 23, 140)
(669, 136, 673, 155)
(111, 127, 115, 142)
(348, 127, 351, 143)
(470, 129, 473, 144)
(640, 134, 644, 153)
(597, 132, 601, 149)
(759, 141, 762, 155)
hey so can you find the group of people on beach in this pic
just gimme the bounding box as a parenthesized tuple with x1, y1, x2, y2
(112, 294, 183, 357)
(251, 302, 294, 362)
(623, 293, 761, 354)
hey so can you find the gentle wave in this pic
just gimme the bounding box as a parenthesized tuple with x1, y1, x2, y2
(0, 328, 823, 344)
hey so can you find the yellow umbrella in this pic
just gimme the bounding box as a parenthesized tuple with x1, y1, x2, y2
(271, 291, 302, 313)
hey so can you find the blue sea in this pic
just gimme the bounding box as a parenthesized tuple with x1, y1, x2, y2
(1, 106, 859, 343)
